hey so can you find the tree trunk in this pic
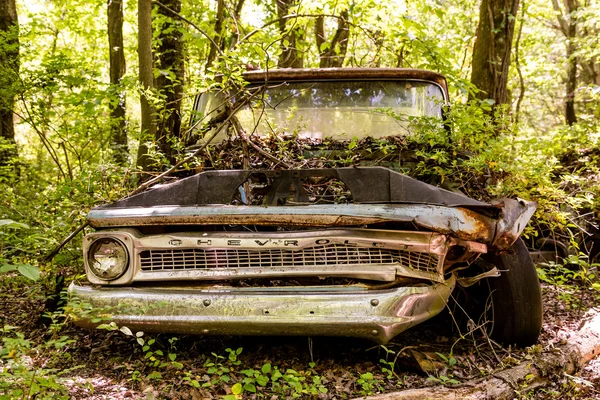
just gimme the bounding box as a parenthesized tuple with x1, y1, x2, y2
(513, 3, 525, 125)
(565, 34, 577, 125)
(136, 0, 155, 171)
(315, 10, 349, 68)
(362, 311, 600, 400)
(564, 0, 579, 126)
(108, 0, 128, 164)
(469, 0, 520, 106)
(205, 0, 224, 71)
(276, 0, 304, 68)
(580, 60, 600, 86)
(551, 0, 580, 125)
(154, 0, 185, 165)
(227, 0, 246, 49)
(0, 0, 19, 164)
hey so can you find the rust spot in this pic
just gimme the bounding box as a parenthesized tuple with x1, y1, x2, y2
(90, 215, 387, 228)
(451, 208, 496, 242)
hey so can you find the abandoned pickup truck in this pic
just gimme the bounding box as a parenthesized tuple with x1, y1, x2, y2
(70, 68, 543, 346)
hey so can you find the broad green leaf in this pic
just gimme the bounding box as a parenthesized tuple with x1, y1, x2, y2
(172, 361, 184, 369)
(271, 371, 282, 381)
(243, 383, 256, 393)
(17, 264, 40, 281)
(261, 363, 271, 374)
(256, 375, 269, 386)
(119, 326, 133, 336)
(0, 264, 17, 273)
(231, 382, 243, 395)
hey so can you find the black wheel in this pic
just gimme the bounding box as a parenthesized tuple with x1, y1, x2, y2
(480, 238, 543, 346)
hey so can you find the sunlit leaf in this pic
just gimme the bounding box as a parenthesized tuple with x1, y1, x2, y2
(0, 264, 17, 273)
(17, 264, 39, 281)
(0, 219, 29, 229)
(119, 326, 133, 336)
(231, 382, 243, 395)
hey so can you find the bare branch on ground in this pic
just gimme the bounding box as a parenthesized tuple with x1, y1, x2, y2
(360, 311, 600, 400)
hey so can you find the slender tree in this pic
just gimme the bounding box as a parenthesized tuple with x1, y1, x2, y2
(315, 10, 349, 68)
(227, 0, 246, 49)
(276, 0, 304, 68)
(552, 0, 579, 125)
(206, 0, 247, 70)
(470, 0, 520, 107)
(0, 0, 19, 163)
(108, 0, 128, 163)
(154, 0, 185, 164)
(136, 0, 155, 170)
(206, 0, 225, 71)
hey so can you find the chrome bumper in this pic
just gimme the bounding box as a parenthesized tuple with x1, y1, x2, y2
(69, 276, 454, 344)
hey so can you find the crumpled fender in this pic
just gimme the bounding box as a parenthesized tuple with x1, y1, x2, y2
(490, 198, 537, 249)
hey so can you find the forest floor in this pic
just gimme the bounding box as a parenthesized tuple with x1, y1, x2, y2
(1, 276, 600, 399)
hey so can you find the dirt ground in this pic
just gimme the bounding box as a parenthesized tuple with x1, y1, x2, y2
(1, 277, 599, 399)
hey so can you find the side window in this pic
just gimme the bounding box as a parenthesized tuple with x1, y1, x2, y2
(189, 91, 226, 128)
(188, 91, 228, 143)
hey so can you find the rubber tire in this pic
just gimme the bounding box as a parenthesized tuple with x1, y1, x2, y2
(481, 238, 543, 346)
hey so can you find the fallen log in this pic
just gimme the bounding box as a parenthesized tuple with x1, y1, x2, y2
(361, 311, 600, 400)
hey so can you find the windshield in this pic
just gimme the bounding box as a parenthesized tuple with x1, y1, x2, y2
(194, 80, 444, 142)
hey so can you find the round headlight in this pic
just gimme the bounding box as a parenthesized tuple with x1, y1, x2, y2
(87, 237, 129, 280)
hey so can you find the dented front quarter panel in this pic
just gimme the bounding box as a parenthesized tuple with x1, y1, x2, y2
(491, 198, 538, 249)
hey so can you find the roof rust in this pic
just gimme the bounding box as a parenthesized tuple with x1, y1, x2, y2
(242, 68, 448, 93)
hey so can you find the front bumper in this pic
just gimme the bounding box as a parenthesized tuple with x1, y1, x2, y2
(69, 275, 455, 344)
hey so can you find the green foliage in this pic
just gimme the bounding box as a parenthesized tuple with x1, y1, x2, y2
(0, 1, 597, 399)
(0, 160, 137, 279)
(378, 345, 400, 381)
(402, 101, 600, 244)
(357, 372, 382, 395)
(92, 327, 333, 398)
(537, 253, 600, 310)
(0, 218, 40, 281)
(0, 327, 68, 399)
(436, 352, 458, 368)
(537, 256, 600, 288)
(0, 263, 40, 281)
(426, 374, 460, 385)
(0, 303, 83, 400)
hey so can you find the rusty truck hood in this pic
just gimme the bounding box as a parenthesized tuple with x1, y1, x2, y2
(89, 167, 536, 250)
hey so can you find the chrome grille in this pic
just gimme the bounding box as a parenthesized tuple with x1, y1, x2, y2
(139, 244, 438, 272)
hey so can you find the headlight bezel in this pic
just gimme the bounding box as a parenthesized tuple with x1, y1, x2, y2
(87, 237, 129, 280)
(83, 231, 135, 284)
